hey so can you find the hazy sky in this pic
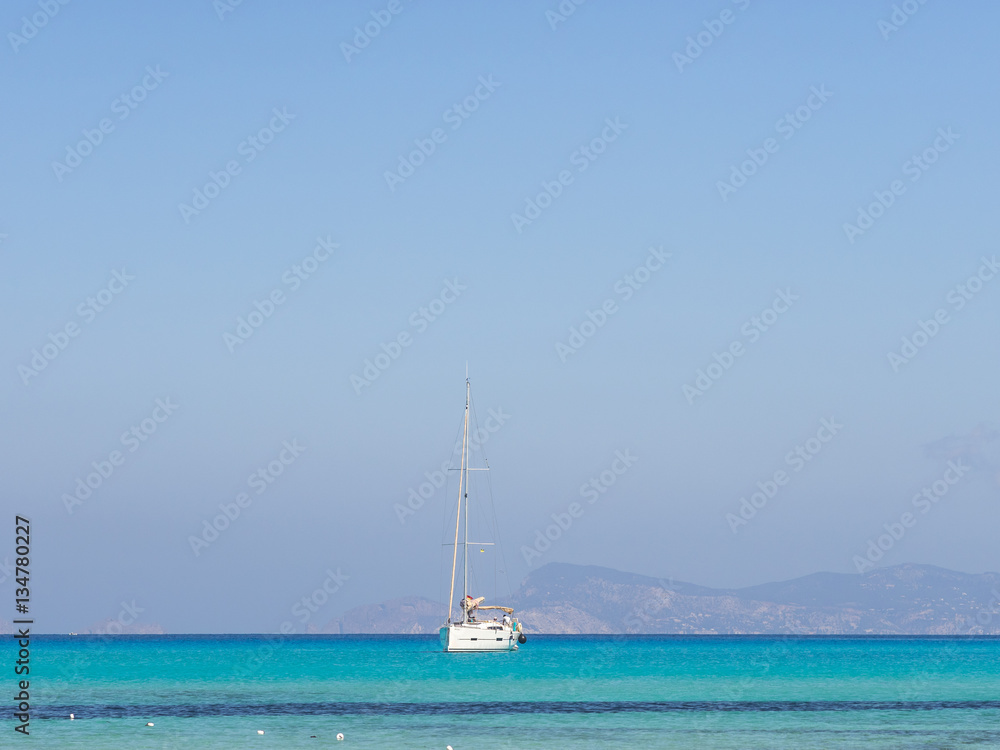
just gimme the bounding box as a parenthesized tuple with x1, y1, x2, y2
(3, 1, 999, 633)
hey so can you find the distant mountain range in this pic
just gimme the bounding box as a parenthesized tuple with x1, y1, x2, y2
(10, 563, 998, 636)
(324, 562, 1000, 635)
(0, 618, 166, 636)
(77, 619, 166, 635)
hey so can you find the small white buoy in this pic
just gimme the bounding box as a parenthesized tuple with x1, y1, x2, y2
(146, 722, 154, 727)
(257, 730, 265, 735)
(447, 746, 454, 750)
(337, 733, 344, 741)
(69, 714, 74, 720)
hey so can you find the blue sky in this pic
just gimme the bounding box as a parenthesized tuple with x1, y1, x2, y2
(2, 0, 999, 632)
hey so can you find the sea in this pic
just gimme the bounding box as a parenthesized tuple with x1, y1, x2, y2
(3, 635, 1000, 749)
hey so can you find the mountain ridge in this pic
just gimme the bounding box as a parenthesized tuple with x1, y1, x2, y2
(326, 562, 1000, 635)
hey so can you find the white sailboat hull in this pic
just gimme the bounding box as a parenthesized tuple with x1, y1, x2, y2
(439, 622, 519, 652)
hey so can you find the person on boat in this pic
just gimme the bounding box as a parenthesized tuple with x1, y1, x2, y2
(502, 613, 511, 627)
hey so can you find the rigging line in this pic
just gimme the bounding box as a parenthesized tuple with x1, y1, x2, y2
(439, 408, 465, 578)
(470, 387, 512, 602)
(485, 460, 513, 600)
(438, 465, 458, 621)
(449, 408, 466, 470)
(474, 395, 498, 599)
(474, 405, 503, 590)
(466, 389, 483, 600)
(439, 391, 468, 621)
(447, 381, 469, 623)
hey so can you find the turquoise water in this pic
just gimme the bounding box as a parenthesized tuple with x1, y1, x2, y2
(3, 635, 1000, 748)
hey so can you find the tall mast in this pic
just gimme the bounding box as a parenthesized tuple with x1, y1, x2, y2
(462, 377, 470, 619)
(446, 378, 470, 624)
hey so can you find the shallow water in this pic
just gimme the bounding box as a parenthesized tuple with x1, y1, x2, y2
(4, 635, 1000, 748)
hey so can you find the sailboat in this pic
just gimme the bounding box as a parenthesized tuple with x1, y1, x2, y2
(439, 377, 526, 652)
